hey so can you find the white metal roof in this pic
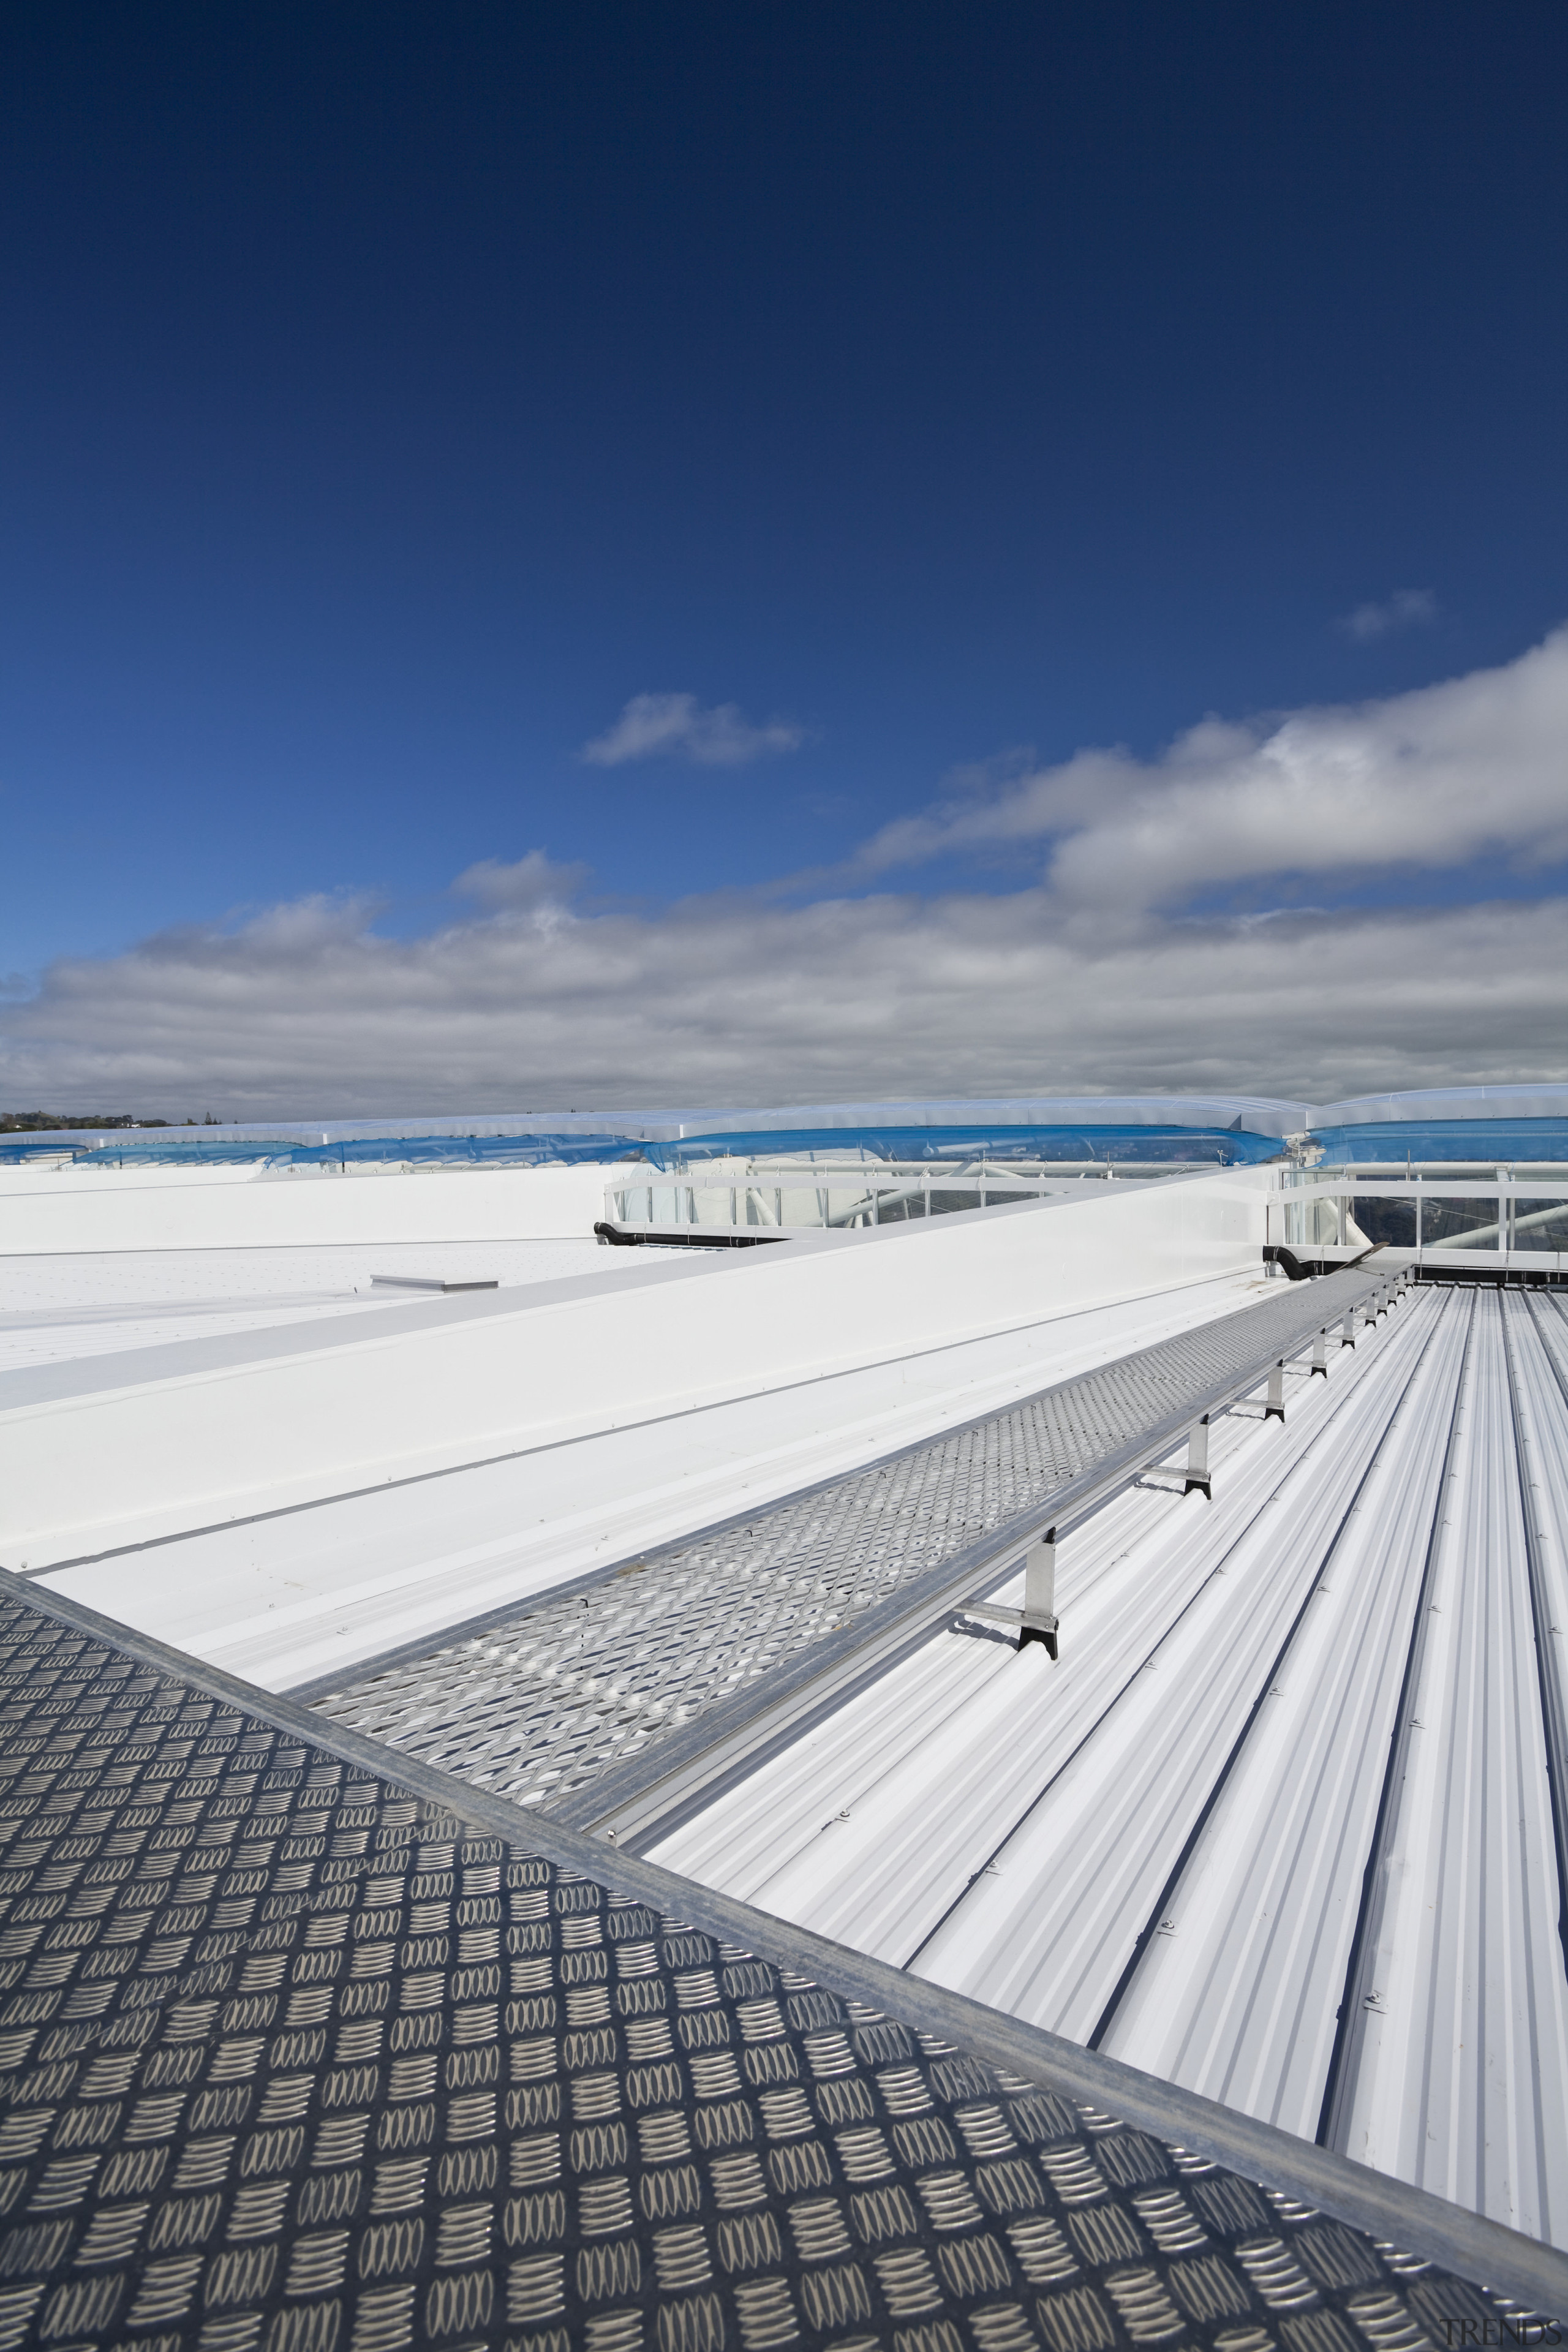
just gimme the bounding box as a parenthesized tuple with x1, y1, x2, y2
(26, 1256, 1273, 1691)
(4, 1144, 1565, 2260)
(0, 1237, 674, 1369)
(649, 1286, 1568, 2246)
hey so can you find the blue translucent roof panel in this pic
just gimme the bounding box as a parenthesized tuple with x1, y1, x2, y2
(1310, 1118, 1568, 1164)
(646, 1125, 1285, 1168)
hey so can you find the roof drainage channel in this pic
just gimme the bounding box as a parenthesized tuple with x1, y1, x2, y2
(303, 1265, 1401, 1832)
(1, 1569, 1565, 2336)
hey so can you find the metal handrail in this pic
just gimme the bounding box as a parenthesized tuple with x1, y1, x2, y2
(564, 1262, 1405, 1849)
(602, 1158, 1216, 1232)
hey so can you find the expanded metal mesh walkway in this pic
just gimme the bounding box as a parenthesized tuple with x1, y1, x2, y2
(304, 1268, 1394, 1820)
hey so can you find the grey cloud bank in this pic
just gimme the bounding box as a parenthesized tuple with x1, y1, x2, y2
(4, 633, 1567, 1117)
(4, 892, 1565, 1120)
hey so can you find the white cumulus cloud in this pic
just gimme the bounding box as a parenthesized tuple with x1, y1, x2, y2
(4, 630, 1567, 1119)
(850, 625, 1568, 910)
(582, 692, 805, 767)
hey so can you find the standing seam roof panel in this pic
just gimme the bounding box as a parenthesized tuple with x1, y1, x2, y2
(1338, 1295, 1568, 2242)
(653, 1360, 1389, 1950)
(907, 1299, 1438, 2040)
(650, 1302, 1427, 1970)
(1099, 1288, 1471, 2135)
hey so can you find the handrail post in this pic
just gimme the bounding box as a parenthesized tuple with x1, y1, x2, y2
(1184, 1416, 1212, 1498)
(1019, 1529, 1058, 1659)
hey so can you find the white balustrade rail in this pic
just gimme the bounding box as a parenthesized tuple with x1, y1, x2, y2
(603, 1157, 1207, 1234)
(1273, 1164, 1568, 1271)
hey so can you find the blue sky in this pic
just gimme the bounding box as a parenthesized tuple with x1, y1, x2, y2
(2, 4, 1567, 1112)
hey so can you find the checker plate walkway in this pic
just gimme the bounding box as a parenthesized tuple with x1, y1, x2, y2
(1, 1580, 1560, 2352)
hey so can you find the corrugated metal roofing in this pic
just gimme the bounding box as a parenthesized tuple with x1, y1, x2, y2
(644, 1288, 1568, 2250)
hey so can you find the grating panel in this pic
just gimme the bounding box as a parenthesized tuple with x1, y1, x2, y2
(310, 1271, 1394, 1814)
(0, 1585, 1540, 2351)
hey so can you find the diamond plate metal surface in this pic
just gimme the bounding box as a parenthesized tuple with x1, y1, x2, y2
(309, 1273, 1391, 1814)
(0, 1586, 1533, 2352)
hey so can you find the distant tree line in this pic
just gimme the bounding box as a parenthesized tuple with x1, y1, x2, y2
(0, 1112, 225, 1132)
(1, 1111, 144, 1132)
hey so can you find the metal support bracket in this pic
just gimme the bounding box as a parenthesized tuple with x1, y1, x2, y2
(1265, 1360, 1286, 1422)
(1019, 1528, 1058, 1658)
(1185, 1414, 1212, 1498)
(1341, 1308, 1356, 1348)
(1311, 1329, 1329, 1378)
